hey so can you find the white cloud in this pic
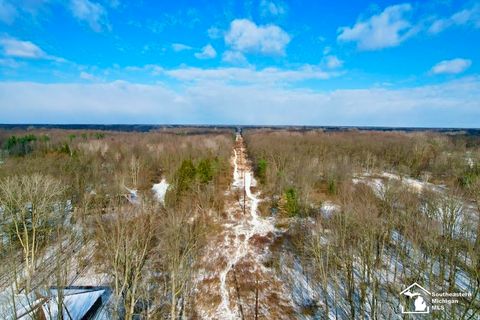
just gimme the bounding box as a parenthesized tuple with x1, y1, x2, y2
(80, 71, 101, 81)
(225, 19, 290, 56)
(70, 0, 110, 32)
(164, 65, 336, 84)
(222, 50, 248, 64)
(323, 55, 343, 69)
(172, 43, 192, 52)
(428, 4, 480, 34)
(0, 37, 64, 62)
(1, 77, 479, 127)
(0, 81, 192, 124)
(0, 57, 21, 68)
(260, 0, 286, 17)
(121, 64, 339, 84)
(338, 4, 416, 50)
(207, 26, 222, 39)
(0, 0, 17, 24)
(194, 44, 217, 59)
(428, 19, 449, 35)
(0, 38, 44, 58)
(431, 58, 472, 75)
(0, 1, 51, 23)
(125, 64, 163, 75)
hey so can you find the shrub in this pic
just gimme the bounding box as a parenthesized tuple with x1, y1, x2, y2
(327, 178, 337, 195)
(93, 132, 105, 139)
(197, 158, 214, 184)
(58, 143, 72, 156)
(256, 158, 267, 184)
(40, 135, 50, 143)
(458, 164, 480, 188)
(175, 159, 197, 194)
(3, 134, 37, 156)
(279, 187, 300, 217)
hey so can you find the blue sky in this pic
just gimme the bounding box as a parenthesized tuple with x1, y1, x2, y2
(0, 0, 479, 126)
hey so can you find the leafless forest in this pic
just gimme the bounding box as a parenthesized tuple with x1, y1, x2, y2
(0, 127, 479, 319)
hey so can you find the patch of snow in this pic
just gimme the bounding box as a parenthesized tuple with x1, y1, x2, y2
(465, 152, 474, 168)
(124, 187, 139, 204)
(355, 171, 444, 195)
(152, 179, 169, 204)
(353, 176, 386, 197)
(320, 201, 340, 218)
(381, 172, 435, 192)
(232, 149, 241, 188)
(214, 135, 282, 319)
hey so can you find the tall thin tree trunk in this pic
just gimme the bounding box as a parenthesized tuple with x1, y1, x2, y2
(171, 272, 176, 320)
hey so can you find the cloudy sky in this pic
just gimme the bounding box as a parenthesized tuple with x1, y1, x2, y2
(0, 0, 479, 127)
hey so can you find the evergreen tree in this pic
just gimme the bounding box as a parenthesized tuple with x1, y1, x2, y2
(197, 158, 213, 184)
(175, 159, 197, 194)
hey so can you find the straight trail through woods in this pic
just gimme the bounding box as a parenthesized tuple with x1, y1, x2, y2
(192, 133, 294, 319)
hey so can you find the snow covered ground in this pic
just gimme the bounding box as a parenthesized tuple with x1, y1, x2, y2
(152, 178, 169, 204)
(320, 201, 340, 218)
(193, 134, 294, 319)
(216, 149, 276, 319)
(275, 170, 479, 319)
(352, 171, 448, 198)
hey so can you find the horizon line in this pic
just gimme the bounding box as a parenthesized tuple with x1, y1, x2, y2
(1, 124, 480, 131)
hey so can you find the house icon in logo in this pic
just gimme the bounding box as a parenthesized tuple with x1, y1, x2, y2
(400, 283, 431, 314)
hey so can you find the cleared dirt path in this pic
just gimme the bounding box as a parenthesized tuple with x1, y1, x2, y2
(192, 134, 294, 319)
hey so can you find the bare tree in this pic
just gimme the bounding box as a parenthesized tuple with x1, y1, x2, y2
(158, 206, 202, 319)
(437, 193, 463, 292)
(129, 156, 141, 189)
(305, 220, 331, 318)
(94, 203, 156, 320)
(467, 179, 480, 269)
(0, 174, 64, 293)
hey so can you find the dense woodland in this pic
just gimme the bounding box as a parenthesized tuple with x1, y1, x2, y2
(0, 128, 234, 319)
(244, 129, 480, 319)
(0, 127, 478, 319)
